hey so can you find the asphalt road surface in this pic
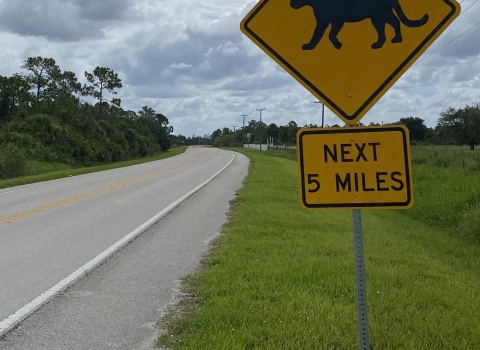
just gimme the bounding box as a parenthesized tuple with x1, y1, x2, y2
(0, 147, 249, 348)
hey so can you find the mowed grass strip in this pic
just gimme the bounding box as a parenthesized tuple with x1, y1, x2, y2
(0, 146, 187, 189)
(158, 149, 480, 350)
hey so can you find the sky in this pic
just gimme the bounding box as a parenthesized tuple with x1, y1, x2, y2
(0, 0, 479, 136)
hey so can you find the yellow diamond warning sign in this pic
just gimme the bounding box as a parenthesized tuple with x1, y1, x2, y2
(241, 0, 460, 125)
(297, 126, 413, 209)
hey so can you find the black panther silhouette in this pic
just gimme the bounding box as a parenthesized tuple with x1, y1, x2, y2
(290, 0, 429, 50)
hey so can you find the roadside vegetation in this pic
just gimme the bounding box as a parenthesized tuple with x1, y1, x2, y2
(411, 144, 480, 171)
(208, 103, 480, 152)
(0, 56, 176, 181)
(405, 146, 480, 244)
(0, 146, 187, 190)
(157, 148, 480, 349)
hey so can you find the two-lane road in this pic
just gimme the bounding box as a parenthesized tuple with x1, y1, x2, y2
(0, 147, 236, 330)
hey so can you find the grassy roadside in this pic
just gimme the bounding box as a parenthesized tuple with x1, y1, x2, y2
(403, 146, 480, 243)
(411, 145, 480, 171)
(401, 164, 480, 243)
(0, 146, 188, 190)
(157, 149, 480, 349)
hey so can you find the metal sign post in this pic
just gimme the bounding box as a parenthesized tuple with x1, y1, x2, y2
(352, 209, 370, 350)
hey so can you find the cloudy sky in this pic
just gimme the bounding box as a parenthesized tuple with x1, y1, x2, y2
(0, 0, 479, 136)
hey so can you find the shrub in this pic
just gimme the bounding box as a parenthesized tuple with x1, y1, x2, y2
(0, 143, 28, 179)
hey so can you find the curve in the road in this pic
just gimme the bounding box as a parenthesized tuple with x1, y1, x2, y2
(0, 150, 234, 338)
(0, 150, 210, 226)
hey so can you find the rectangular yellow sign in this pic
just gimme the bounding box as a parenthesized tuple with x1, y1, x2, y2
(297, 126, 413, 209)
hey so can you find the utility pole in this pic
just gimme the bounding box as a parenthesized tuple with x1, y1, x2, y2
(314, 101, 325, 128)
(241, 115, 248, 129)
(232, 126, 239, 147)
(256, 108, 266, 151)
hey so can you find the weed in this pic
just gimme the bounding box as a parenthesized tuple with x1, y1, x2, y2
(412, 157, 428, 165)
(411, 145, 480, 171)
(0, 143, 28, 179)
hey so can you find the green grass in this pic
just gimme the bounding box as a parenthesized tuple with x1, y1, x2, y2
(26, 160, 74, 175)
(411, 145, 480, 171)
(258, 147, 480, 244)
(403, 145, 480, 244)
(0, 146, 187, 189)
(157, 149, 480, 349)
(402, 164, 480, 243)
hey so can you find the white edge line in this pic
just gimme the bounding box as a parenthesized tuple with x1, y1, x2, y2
(0, 151, 235, 338)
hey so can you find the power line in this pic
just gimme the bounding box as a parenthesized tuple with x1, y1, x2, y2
(415, 19, 480, 64)
(414, 0, 479, 64)
(264, 110, 321, 114)
(459, 0, 479, 15)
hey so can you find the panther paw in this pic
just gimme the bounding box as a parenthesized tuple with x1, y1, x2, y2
(302, 43, 316, 51)
(392, 37, 402, 44)
(332, 41, 342, 49)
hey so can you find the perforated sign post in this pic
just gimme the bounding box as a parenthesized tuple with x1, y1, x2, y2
(241, 1, 460, 349)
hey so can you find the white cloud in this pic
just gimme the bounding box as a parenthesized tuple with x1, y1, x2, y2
(169, 63, 193, 70)
(0, 0, 479, 136)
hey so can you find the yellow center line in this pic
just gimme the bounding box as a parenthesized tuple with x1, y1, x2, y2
(0, 151, 212, 226)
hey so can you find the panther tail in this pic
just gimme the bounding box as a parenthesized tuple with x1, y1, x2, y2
(394, 2, 428, 27)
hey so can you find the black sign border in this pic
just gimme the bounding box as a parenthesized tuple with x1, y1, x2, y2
(243, 0, 458, 121)
(298, 127, 412, 208)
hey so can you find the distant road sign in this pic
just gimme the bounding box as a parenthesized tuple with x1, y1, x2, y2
(297, 126, 413, 209)
(241, 0, 460, 125)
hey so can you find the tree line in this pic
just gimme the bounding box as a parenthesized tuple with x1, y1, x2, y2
(0, 57, 173, 179)
(204, 104, 480, 150)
